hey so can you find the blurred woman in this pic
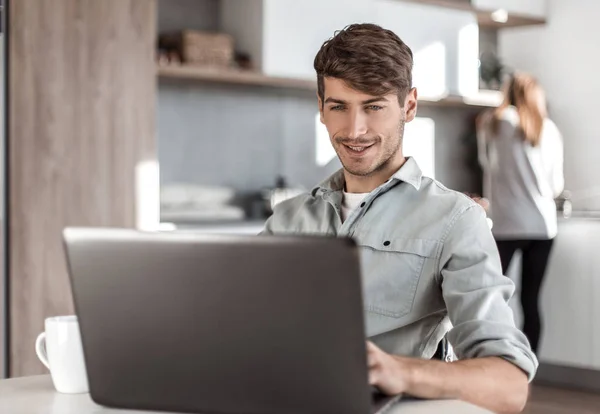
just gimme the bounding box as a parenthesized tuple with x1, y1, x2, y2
(476, 72, 564, 353)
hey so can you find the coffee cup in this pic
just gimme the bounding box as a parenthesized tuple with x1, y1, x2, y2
(35, 315, 89, 394)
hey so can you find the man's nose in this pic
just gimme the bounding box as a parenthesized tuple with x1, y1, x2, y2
(347, 110, 368, 139)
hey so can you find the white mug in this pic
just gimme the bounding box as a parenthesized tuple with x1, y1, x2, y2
(35, 315, 89, 394)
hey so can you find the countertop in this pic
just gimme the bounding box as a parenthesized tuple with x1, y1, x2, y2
(0, 375, 493, 414)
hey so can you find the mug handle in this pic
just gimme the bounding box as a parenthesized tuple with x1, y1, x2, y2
(35, 332, 50, 370)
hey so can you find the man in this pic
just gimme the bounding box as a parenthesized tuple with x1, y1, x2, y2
(263, 23, 537, 413)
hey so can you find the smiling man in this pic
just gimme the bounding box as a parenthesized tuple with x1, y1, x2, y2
(262, 23, 537, 413)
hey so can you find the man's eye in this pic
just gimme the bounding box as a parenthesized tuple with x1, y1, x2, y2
(366, 105, 383, 111)
(330, 105, 345, 111)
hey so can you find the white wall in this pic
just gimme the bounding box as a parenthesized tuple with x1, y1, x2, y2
(221, 0, 480, 97)
(220, 0, 264, 72)
(262, 0, 373, 80)
(374, 0, 478, 98)
(158, 0, 219, 33)
(499, 0, 600, 211)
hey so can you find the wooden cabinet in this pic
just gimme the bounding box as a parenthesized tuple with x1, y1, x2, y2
(6, 0, 157, 377)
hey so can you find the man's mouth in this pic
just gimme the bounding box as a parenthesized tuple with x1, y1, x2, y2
(343, 143, 375, 154)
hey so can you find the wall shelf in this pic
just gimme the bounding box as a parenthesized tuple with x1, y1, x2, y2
(157, 65, 501, 109)
(158, 65, 316, 91)
(397, 0, 546, 28)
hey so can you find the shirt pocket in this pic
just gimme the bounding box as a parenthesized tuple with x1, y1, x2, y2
(357, 235, 441, 318)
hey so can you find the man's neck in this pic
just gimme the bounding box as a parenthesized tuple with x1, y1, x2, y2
(344, 155, 407, 193)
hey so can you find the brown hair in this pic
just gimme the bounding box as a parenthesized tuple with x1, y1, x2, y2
(491, 72, 546, 146)
(314, 23, 414, 106)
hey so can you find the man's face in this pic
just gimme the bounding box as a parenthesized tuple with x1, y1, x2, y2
(318, 78, 416, 178)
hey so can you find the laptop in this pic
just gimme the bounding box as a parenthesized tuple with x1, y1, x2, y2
(63, 228, 402, 414)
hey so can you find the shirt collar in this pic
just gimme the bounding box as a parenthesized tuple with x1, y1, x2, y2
(311, 157, 423, 196)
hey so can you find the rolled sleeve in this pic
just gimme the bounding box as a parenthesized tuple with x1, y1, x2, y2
(439, 204, 539, 381)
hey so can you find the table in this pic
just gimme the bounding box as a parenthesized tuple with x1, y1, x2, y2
(0, 375, 492, 414)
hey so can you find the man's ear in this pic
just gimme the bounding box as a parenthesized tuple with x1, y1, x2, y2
(404, 87, 418, 123)
(317, 94, 325, 124)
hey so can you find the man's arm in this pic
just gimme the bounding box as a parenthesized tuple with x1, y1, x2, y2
(438, 202, 537, 373)
(368, 342, 528, 413)
(370, 202, 537, 413)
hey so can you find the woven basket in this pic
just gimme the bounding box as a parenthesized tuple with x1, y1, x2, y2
(159, 30, 234, 67)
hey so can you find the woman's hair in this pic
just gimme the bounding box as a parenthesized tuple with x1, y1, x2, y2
(491, 72, 547, 146)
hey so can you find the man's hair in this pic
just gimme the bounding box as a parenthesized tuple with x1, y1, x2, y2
(314, 23, 414, 106)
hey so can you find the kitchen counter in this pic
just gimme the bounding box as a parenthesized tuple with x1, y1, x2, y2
(506, 214, 600, 369)
(0, 375, 493, 414)
(559, 211, 600, 220)
(165, 220, 267, 235)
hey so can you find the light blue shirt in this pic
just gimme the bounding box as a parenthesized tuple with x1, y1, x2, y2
(262, 157, 538, 380)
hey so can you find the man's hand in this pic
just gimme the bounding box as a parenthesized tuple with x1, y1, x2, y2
(367, 341, 410, 395)
(366, 341, 529, 413)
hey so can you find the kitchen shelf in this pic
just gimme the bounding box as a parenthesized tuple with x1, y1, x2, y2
(157, 65, 502, 109)
(158, 65, 316, 91)
(396, 0, 546, 28)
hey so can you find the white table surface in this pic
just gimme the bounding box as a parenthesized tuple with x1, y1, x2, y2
(0, 375, 492, 414)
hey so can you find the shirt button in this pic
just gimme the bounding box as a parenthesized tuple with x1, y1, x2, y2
(383, 241, 391, 246)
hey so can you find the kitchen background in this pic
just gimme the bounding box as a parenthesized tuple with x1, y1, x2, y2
(153, 0, 600, 389)
(2, 0, 600, 394)
(156, 0, 490, 233)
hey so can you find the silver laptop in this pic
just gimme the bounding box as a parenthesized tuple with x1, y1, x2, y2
(63, 228, 401, 414)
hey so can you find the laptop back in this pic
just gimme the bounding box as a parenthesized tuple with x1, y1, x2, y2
(63, 228, 371, 414)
